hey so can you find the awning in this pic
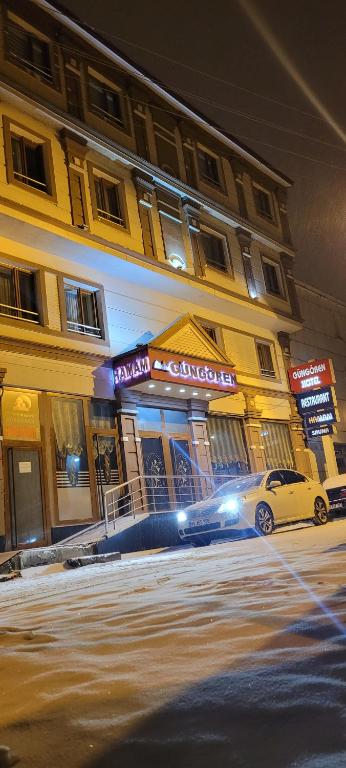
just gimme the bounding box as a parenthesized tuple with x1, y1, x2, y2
(113, 315, 238, 401)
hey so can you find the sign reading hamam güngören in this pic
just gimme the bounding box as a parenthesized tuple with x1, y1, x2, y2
(113, 347, 238, 393)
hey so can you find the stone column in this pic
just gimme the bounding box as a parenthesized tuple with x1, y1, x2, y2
(115, 390, 144, 484)
(280, 252, 302, 321)
(277, 332, 314, 476)
(187, 400, 214, 495)
(242, 390, 266, 472)
(182, 198, 204, 276)
(0, 368, 7, 551)
(236, 227, 257, 299)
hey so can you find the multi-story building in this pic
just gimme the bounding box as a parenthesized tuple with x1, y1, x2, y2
(0, 0, 312, 552)
(291, 281, 346, 481)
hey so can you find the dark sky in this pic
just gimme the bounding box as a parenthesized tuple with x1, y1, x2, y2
(63, 0, 346, 301)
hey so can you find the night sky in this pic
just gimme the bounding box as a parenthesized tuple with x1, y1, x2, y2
(63, 0, 346, 301)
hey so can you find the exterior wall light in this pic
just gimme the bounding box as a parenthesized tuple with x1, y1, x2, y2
(168, 253, 185, 270)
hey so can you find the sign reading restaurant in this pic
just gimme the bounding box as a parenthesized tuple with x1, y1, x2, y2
(113, 346, 238, 394)
(288, 358, 335, 394)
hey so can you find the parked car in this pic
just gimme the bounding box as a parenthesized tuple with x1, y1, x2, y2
(176, 469, 330, 546)
(323, 473, 346, 514)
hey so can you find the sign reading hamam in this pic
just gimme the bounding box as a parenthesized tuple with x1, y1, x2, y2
(113, 346, 238, 394)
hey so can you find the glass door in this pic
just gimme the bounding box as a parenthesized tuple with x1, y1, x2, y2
(6, 446, 46, 548)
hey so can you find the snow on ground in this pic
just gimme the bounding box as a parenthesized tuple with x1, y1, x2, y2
(0, 520, 346, 768)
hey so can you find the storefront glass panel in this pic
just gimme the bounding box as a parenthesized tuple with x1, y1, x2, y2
(207, 416, 249, 476)
(261, 421, 294, 470)
(51, 397, 93, 521)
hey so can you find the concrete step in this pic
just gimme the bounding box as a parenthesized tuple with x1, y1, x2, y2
(64, 552, 121, 569)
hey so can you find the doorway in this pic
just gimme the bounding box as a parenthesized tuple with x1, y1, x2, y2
(5, 446, 46, 549)
(138, 406, 195, 511)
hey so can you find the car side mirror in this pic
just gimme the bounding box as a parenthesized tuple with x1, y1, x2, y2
(267, 480, 282, 490)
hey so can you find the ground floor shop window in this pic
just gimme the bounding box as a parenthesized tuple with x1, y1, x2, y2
(261, 421, 294, 470)
(51, 397, 93, 521)
(207, 416, 249, 476)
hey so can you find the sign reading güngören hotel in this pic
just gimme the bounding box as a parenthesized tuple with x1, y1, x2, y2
(113, 347, 238, 393)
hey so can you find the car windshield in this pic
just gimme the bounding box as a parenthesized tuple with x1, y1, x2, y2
(212, 473, 265, 498)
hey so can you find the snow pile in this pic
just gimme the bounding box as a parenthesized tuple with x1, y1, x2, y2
(0, 521, 345, 767)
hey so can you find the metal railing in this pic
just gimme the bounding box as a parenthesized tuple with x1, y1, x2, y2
(103, 473, 239, 535)
(59, 473, 240, 545)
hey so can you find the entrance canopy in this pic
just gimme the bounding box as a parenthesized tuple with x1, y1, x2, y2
(113, 315, 238, 401)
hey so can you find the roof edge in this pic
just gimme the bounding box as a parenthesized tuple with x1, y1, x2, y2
(36, 0, 293, 187)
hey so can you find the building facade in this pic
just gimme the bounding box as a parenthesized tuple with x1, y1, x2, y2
(0, 0, 312, 551)
(291, 282, 346, 481)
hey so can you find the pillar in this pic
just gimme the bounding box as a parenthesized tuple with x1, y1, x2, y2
(188, 400, 214, 495)
(236, 227, 257, 299)
(277, 332, 315, 476)
(0, 368, 7, 551)
(322, 435, 338, 478)
(280, 252, 302, 321)
(115, 391, 144, 483)
(243, 390, 266, 472)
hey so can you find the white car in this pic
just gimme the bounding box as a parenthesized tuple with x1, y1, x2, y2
(323, 473, 346, 513)
(177, 469, 330, 546)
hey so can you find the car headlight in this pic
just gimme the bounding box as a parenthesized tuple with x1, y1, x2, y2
(217, 498, 239, 514)
(177, 511, 187, 523)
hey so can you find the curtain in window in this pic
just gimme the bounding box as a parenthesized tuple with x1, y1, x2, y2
(0, 267, 15, 315)
(64, 287, 80, 326)
(261, 421, 294, 469)
(207, 416, 249, 476)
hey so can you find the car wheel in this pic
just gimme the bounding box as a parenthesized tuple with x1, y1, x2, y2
(313, 497, 329, 525)
(191, 535, 211, 547)
(255, 504, 274, 535)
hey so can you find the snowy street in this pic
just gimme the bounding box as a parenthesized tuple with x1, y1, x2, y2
(0, 519, 346, 768)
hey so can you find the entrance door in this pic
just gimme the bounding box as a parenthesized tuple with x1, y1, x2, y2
(6, 447, 46, 549)
(141, 436, 170, 511)
(170, 438, 196, 506)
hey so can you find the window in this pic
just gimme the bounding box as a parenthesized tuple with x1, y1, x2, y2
(93, 175, 125, 226)
(11, 133, 48, 193)
(201, 324, 218, 344)
(267, 470, 286, 486)
(254, 186, 274, 220)
(0, 264, 39, 323)
(207, 416, 249, 477)
(280, 470, 306, 485)
(89, 74, 125, 128)
(64, 281, 101, 337)
(6, 18, 53, 85)
(261, 421, 294, 470)
(262, 260, 282, 297)
(200, 229, 229, 272)
(257, 342, 275, 378)
(198, 148, 221, 186)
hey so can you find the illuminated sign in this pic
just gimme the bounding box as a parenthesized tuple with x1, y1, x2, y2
(114, 354, 150, 386)
(113, 346, 238, 394)
(2, 389, 41, 441)
(306, 424, 334, 439)
(304, 407, 337, 429)
(288, 358, 335, 394)
(296, 386, 334, 416)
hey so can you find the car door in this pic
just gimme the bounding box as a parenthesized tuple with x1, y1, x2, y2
(265, 470, 292, 522)
(281, 470, 312, 521)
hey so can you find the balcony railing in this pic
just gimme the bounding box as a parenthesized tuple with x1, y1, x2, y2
(0, 302, 39, 323)
(67, 319, 102, 337)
